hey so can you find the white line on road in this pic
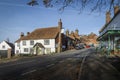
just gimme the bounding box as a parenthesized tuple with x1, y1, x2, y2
(21, 69, 37, 76)
(77, 54, 88, 80)
(0, 60, 35, 68)
(59, 60, 64, 63)
(46, 63, 55, 68)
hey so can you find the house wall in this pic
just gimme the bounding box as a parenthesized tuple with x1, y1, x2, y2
(15, 39, 56, 54)
(0, 41, 11, 50)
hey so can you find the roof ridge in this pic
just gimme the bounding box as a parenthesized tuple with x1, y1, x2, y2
(35, 26, 58, 30)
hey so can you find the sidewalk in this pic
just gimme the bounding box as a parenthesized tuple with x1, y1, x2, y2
(80, 53, 120, 80)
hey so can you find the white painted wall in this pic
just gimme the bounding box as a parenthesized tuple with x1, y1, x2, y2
(15, 39, 56, 54)
(0, 41, 11, 50)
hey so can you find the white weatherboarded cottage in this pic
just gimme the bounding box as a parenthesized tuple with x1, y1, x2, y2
(0, 41, 14, 58)
(15, 19, 63, 55)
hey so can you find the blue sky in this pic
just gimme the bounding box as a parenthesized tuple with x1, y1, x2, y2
(0, 0, 105, 43)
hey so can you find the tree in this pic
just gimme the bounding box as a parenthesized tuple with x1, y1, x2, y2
(28, 0, 120, 13)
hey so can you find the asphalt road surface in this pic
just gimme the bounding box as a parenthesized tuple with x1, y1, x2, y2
(0, 48, 120, 80)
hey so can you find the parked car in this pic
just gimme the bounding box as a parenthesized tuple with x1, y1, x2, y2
(75, 43, 85, 50)
(86, 45, 90, 48)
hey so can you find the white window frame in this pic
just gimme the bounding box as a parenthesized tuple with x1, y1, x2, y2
(30, 40, 34, 45)
(44, 39, 50, 45)
(24, 48, 28, 52)
(23, 41, 26, 46)
(17, 43, 20, 47)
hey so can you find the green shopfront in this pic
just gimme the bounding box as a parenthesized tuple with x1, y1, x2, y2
(98, 30, 120, 54)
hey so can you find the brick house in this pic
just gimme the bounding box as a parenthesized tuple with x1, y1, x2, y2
(65, 29, 81, 49)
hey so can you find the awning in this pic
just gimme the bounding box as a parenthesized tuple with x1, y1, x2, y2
(97, 30, 120, 41)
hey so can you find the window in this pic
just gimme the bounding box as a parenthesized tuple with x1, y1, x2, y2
(16, 50, 19, 53)
(23, 41, 26, 46)
(24, 48, 28, 52)
(46, 48, 51, 53)
(30, 40, 34, 45)
(2, 45, 5, 49)
(17, 43, 20, 47)
(44, 39, 50, 45)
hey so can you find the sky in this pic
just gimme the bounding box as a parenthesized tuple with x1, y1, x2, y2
(0, 0, 106, 43)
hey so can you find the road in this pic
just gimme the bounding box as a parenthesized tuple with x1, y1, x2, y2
(0, 48, 120, 80)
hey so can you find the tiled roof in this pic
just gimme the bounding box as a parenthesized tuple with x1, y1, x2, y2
(5, 41, 14, 49)
(68, 34, 80, 40)
(15, 27, 59, 42)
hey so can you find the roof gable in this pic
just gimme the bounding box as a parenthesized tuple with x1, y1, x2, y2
(0, 41, 14, 49)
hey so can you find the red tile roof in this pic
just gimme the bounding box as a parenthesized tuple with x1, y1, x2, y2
(15, 27, 60, 42)
(68, 34, 80, 40)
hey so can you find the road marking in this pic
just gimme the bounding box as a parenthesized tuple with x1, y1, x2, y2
(21, 69, 36, 76)
(66, 58, 73, 60)
(0, 60, 35, 68)
(46, 63, 55, 68)
(59, 60, 64, 63)
(77, 54, 88, 80)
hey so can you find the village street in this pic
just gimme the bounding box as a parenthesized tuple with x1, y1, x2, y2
(0, 48, 120, 80)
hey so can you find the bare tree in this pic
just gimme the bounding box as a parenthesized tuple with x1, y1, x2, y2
(28, 0, 120, 13)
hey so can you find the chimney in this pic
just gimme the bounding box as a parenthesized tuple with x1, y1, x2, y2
(71, 31, 74, 36)
(75, 29, 79, 35)
(58, 19, 62, 30)
(106, 11, 111, 24)
(114, 6, 119, 15)
(58, 19, 62, 53)
(27, 32, 30, 35)
(66, 29, 69, 36)
(20, 32, 24, 38)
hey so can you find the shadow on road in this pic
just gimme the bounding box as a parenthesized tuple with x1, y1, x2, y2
(108, 55, 120, 72)
(81, 54, 120, 80)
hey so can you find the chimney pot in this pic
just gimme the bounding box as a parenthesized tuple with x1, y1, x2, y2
(27, 32, 30, 35)
(20, 32, 24, 38)
(71, 31, 74, 35)
(58, 19, 62, 30)
(75, 29, 79, 35)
